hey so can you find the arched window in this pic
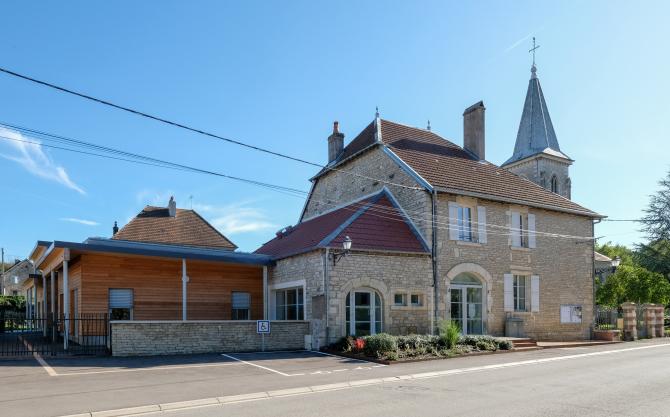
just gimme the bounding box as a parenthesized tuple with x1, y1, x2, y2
(550, 175, 559, 194)
(345, 290, 382, 336)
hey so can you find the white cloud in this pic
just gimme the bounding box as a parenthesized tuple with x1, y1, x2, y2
(0, 127, 85, 194)
(200, 201, 276, 236)
(60, 217, 100, 226)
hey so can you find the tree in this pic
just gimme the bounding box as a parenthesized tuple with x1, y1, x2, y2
(636, 239, 670, 279)
(595, 242, 636, 266)
(641, 169, 670, 242)
(596, 264, 670, 307)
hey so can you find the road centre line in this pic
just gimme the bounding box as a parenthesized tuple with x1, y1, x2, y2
(57, 342, 670, 417)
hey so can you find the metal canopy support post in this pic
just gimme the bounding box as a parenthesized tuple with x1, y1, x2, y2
(51, 271, 56, 342)
(42, 273, 47, 336)
(182, 259, 188, 321)
(63, 249, 70, 351)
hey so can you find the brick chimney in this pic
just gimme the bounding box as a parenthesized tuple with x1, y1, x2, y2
(327, 121, 344, 163)
(168, 196, 177, 217)
(463, 101, 486, 161)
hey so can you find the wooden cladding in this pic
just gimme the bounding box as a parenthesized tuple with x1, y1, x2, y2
(79, 253, 263, 320)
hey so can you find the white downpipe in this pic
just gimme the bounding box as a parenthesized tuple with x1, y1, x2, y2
(182, 259, 188, 321)
(42, 274, 47, 336)
(50, 271, 56, 316)
(63, 258, 69, 350)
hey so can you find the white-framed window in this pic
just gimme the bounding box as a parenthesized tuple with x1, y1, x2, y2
(275, 287, 304, 320)
(231, 291, 251, 320)
(510, 211, 536, 248)
(109, 288, 133, 320)
(504, 274, 540, 313)
(394, 293, 407, 306)
(560, 305, 582, 323)
(410, 294, 423, 307)
(346, 290, 382, 336)
(513, 275, 527, 312)
(449, 203, 488, 244)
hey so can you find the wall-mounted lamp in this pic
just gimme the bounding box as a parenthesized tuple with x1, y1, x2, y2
(331, 236, 353, 266)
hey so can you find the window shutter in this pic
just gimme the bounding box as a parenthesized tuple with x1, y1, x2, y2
(477, 206, 487, 244)
(528, 213, 537, 248)
(109, 289, 133, 309)
(530, 275, 540, 312)
(448, 202, 459, 240)
(511, 212, 521, 247)
(232, 292, 250, 309)
(503, 274, 514, 312)
(560, 305, 571, 323)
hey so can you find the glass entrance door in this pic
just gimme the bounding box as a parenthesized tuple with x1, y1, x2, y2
(450, 285, 483, 335)
(346, 290, 382, 336)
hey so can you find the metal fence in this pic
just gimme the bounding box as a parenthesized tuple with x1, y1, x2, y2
(0, 311, 109, 357)
(594, 306, 620, 330)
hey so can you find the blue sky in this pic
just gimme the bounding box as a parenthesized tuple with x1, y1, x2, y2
(0, 1, 668, 260)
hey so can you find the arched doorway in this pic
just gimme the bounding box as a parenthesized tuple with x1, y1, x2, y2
(345, 290, 382, 336)
(450, 273, 484, 334)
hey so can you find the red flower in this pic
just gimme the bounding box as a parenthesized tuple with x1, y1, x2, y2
(353, 338, 365, 352)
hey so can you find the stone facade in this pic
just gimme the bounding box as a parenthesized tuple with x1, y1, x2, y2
(1, 260, 31, 296)
(505, 156, 572, 199)
(111, 320, 310, 356)
(279, 146, 596, 341)
(302, 146, 433, 244)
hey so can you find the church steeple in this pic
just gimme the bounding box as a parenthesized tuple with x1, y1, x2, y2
(503, 39, 573, 199)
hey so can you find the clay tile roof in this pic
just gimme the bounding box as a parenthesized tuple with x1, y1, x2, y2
(112, 206, 237, 250)
(255, 190, 429, 260)
(316, 118, 600, 218)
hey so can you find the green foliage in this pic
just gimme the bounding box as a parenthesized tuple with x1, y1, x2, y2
(362, 333, 397, 358)
(596, 242, 636, 267)
(458, 335, 512, 351)
(329, 336, 356, 353)
(438, 319, 461, 349)
(641, 170, 670, 242)
(596, 264, 670, 306)
(636, 240, 670, 280)
(0, 295, 25, 312)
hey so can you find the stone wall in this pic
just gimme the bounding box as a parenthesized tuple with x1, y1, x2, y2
(506, 156, 571, 199)
(111, 320, 310, 356)
(437, 193, 594, 340)
(301, 146, 433, 243)
(326, 251, 433, 343)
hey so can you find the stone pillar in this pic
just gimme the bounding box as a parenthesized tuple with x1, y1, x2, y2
(654, 306, 665, 338)
(621, 302, 637, 341)
(643, 304, 656, 338)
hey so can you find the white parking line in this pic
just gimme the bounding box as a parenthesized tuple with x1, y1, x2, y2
(52, 361, 244, 376)
(222, 353, 294, 377)
(21, 336, 57, 377)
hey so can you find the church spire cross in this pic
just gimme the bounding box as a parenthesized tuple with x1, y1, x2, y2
(529, 37, 540, 66)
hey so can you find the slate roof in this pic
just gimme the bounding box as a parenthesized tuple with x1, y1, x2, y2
(314, 117, 600, 218)
(255, 190, 429, 260)
(112, 206, 237, 250)
(502, 65, 571, 166)
(594, 251, 612, 263)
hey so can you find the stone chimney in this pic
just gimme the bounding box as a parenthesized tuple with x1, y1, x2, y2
(112, 221, 119, 236)
(168, 196, 177, 217)
(463, 101, 486, 161)
(327, 121, 344, 163)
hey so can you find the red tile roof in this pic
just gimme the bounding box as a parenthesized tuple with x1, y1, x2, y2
(112, 206, 237, 250)
(317, 119, 600, 217)
(255, 191, 429, 260)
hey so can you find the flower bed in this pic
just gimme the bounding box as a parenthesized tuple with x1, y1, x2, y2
(326, 333, 513, 362)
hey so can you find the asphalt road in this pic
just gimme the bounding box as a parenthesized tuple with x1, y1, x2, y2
(1, 340, 669, 417)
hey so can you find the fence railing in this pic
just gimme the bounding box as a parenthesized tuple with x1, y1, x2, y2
(595, 306, 620, 330)
(0, 311, 109, 357)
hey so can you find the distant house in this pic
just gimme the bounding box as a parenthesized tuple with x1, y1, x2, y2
(2, 259, 33, 296)
(24, 197, 271, 343)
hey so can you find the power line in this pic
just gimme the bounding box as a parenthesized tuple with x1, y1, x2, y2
(0, 67, 422, 192)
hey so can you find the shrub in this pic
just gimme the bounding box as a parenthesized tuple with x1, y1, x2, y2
(458, 335, 512, 351)
(438, 320, 461, 349)
(352, 338, 366, 353)
(396, 334, 438, 351)
(363, 333, 397, 358)
(329, 336, 355, 352)
(496, 338, 513, 350)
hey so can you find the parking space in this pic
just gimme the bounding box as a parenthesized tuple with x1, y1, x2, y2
(221, 350, 384, 376)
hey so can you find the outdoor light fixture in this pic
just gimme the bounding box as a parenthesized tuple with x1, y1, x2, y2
(611, 256, 621, 271)
(331, 236, 353, 266)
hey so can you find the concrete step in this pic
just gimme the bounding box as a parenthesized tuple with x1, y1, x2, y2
(511, 338, 538, 348)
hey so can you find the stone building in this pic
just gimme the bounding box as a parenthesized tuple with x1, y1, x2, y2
(256, 65, 602, 344)
(1, 258, 32, 296)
